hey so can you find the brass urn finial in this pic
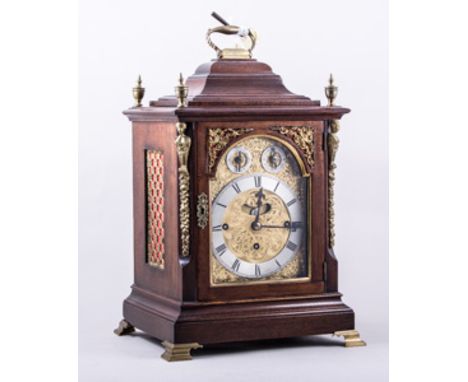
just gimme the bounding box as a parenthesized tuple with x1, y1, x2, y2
(132, 75, 145, 107)
(325, 73, 338, 107)
(175, 73, 188, 108)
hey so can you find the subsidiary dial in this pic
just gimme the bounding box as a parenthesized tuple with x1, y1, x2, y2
(226, 146, 252, 174)
(261, 145, 286, 173)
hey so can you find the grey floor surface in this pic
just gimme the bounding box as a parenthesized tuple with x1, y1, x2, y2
(79, 318, 388, 382)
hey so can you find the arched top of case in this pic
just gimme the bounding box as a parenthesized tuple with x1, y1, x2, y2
(151, 59, 320, 109)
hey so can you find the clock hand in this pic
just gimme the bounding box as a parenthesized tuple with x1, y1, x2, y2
(259, 224, 289, 229)
(233, 151, 243, 172)
(254, 188, 263, 221)
(256, 221, 291, 229)
(255, 221, 302, 230)
(251, 187, 264, 230)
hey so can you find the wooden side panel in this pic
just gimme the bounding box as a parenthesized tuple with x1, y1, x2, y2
(132, 122, 182, 301)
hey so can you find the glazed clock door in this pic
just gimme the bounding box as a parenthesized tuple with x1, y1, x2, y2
(196, 122, 326, 301)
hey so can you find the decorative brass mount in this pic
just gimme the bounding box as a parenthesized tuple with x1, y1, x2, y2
(197, 192, 209, 229)
(207, 12, 257, 59)
(272, 126, 315, 169)
(132, 75, 145, 107)
(161, 341, 203, 362)
(325, 74, 340, 248)
(174, 75, 191, 257)
(175, 122, 191, 257)
(334, 330, 367, 347)
(328, 119, 340, 248)
(207, 127, 252, 173)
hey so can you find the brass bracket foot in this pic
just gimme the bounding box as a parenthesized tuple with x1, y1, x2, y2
(113, 319, 135, 336)
(334, 330, 367, 347)
(161, 341, 203, 362)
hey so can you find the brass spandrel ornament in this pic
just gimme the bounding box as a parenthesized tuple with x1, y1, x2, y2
(272, 126, 315, 169)
(207, 127, 252, 173)
(119, 13, 365, 362)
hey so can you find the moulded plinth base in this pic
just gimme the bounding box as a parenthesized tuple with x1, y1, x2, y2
(117, 288, 359, 360)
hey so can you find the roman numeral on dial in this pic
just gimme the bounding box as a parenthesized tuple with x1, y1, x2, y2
(255, 264, 261, 277)
(212, 225, 222, 232)
(286, 198, 297, 207)
(215, 244, 226, 256)
(254, 175, 262, 187)
(231, 259, 240, 272)
(232, 182, 241, 193)
(286, 241, 298, 251)
(291, 221, 303, 231)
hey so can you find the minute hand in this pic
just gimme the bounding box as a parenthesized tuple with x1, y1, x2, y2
(259, 223, 290, 229)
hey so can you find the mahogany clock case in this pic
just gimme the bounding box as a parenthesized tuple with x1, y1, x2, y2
(121, 59, 357, 347)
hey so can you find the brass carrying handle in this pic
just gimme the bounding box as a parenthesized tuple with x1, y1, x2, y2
(206, 12, 257, 58)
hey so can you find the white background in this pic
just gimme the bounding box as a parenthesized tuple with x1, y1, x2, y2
(3, 0, 468, 382)
(79, 0, 387, 380)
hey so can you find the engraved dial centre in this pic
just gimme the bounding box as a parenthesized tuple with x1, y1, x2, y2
(223, 188, 291, 263)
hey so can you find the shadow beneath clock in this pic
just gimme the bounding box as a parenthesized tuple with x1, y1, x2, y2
(195, 336, 341, 357)
(134, 332, 341, 357)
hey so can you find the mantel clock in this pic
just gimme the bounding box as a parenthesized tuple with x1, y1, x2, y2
(116, 13, 366, 361)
